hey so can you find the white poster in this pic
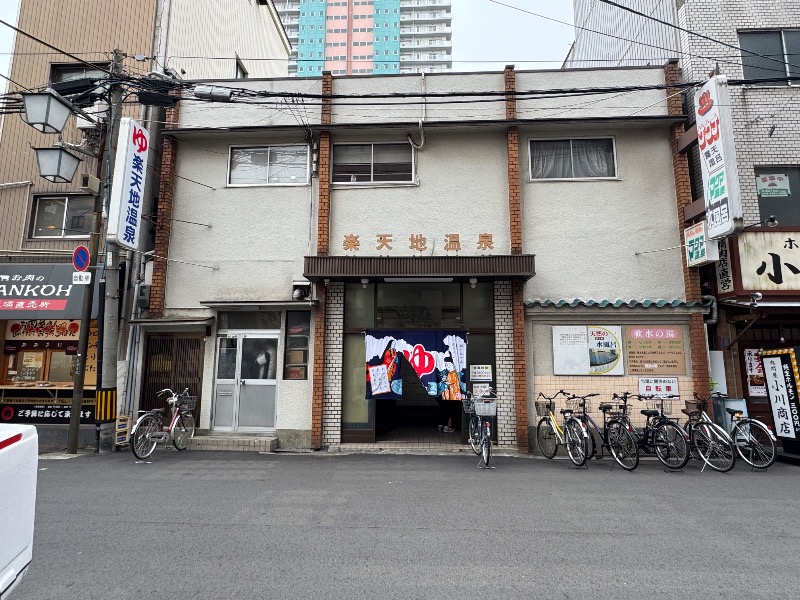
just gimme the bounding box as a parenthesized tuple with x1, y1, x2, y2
(638, 377, 679, 398)
(553, 326, 589, 375)
(553, 326, 624, 376)
(368, 364, 390, 396)
(469, 364, 492, 381)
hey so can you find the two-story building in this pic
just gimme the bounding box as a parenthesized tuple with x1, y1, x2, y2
(142, 63, 709, 452)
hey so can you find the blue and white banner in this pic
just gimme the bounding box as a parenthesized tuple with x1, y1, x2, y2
(107, 118, 149, 251)
(365, 330, 467, 400)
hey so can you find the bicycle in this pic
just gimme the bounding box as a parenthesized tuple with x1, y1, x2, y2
(130, 388, 197, 460)
(462, 387, 497, 468)
(564, 392, 639, 471)
(535, 390, 589, 467)
(719, 393, 777, 469)
(613, 392, 690, 470)
(681, 393, 737, 473)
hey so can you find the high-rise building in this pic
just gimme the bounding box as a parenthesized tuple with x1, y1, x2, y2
(276, 0, 452, 76)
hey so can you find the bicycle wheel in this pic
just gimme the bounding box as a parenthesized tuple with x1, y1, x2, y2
(585, 421, 598, 460)
(607, 420, 639, 471)
(684, 420, 702, 461)
(172, 411, 196, 451)
(131, 414, 159, 460)
(653, 422, 689, 470)
(694, 422, 736, 472)
(468, 415, 481, 455)
(536, 417, 558, 459)
(564, 418, 587, 467)
(732, 419, 776, 469)
(481, 423, 492, 467)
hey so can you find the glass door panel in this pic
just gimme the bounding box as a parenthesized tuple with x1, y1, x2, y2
(213, 337, 238, 430)
(238, 384, 276, 428)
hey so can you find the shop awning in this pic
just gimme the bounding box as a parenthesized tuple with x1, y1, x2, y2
(128, 316, 215, 332)
(303, 255, 535, 282)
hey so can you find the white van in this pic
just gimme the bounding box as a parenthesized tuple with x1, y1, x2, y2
(0, 425, 38, 599)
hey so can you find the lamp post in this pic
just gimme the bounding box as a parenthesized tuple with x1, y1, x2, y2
(21, 82, 104, 454)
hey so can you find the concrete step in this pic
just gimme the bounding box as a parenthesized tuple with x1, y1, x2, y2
(188, 434, 278, 452)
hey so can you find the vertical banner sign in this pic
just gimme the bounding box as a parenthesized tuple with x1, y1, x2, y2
(107, 118, 149, 251)
(715, 238, 733, 294)
(744, 348, 766, 397)
(761, 348, 800, 442)
(365, 330, 467, 400)
(694, 76, 743, 239)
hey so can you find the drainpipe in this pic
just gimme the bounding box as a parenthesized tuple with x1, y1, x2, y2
(702, 295, 717, 325)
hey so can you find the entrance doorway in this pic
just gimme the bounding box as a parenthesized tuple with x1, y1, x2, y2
(341, 281, 497, 444)
(213, 333, 278, 432)
(140, 334, 204, 421)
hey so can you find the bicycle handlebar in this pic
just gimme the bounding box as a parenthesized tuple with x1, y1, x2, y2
(157, 388, 190, 403)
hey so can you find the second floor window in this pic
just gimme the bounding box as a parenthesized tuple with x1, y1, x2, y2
(530, 138, 616, 180)
(29, 195, 93, 238)
(739, 30, 800, 84)
(228, 145, 309, 185)
(332, 143, 413, 183)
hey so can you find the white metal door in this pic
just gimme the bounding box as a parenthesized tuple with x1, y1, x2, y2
(213, 333, 278, 432)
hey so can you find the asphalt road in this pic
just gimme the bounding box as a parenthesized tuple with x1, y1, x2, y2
(14, 449, 800, 600)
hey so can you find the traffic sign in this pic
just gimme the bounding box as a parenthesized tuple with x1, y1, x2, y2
(72, 245, 90, 272)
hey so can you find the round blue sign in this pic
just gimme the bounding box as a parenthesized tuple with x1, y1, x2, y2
(73, 245, 90, 272)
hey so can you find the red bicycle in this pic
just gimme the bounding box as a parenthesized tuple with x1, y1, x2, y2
(130, 388, 196, 460)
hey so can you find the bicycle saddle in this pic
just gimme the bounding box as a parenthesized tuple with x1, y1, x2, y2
(681, 408, 700, 417)
(640, 409, 659, 417)
(725, 407, 743, 416)
(599, 403, 613, 412)
(560, 408, 573, 415)
(152, 408, 165, 416)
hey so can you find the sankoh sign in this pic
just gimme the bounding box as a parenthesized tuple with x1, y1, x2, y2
(107, 118, 149, 251)
(693, 76, 743, 239)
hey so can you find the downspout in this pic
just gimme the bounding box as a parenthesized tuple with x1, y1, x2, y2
(702, 295, 717, 325)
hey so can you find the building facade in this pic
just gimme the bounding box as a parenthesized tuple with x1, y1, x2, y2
(146, 64, 706, 452)
(276, 0, 452, 76)
(566, 0, 800, 453)
(0, 0, 289, 445)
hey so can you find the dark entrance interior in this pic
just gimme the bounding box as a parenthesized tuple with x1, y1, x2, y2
(375, 355, 463, 442)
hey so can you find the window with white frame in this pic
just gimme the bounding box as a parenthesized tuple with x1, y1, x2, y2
(29, 195, 94, 238)
(50, 62, 110, 84)
(332, 143, 413, 183)
(739, 30, 800, 84)
(530, 138, 616, 179)
(228, 145, 309, 185)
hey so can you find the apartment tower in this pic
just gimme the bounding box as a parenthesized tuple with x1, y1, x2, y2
(276, 0, 452, 76)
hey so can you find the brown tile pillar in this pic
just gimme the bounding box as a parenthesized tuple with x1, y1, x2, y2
(665, 59, 711, 403)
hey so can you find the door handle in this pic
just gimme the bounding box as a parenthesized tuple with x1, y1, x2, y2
(239, 379, 246, 385)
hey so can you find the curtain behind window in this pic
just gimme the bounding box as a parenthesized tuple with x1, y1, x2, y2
(572, 139, 615, 178)
(531, 140, 571, 178)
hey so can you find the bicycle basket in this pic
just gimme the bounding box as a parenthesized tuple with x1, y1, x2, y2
(179, 395, 197, 411)
(565, 397, 585, 412)
(462, 396, 475, 414)
(535, 400, 554, 414)
(474, 399, 497, 417)
(646, 397, 673, 415)
(684, 400, 703, 412)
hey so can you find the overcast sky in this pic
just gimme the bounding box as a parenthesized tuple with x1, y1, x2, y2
(0, 0, 575, 92)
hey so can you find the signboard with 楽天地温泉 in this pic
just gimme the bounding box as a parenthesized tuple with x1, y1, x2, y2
(694, 76, 743, 239)
(107, 118, 149, 251)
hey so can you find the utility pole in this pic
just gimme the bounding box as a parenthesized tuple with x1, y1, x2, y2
(66, 49, 124, 454)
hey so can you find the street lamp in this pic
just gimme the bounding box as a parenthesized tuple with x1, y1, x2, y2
(20, 89, 74, 134)
(32, 145, 82, 183)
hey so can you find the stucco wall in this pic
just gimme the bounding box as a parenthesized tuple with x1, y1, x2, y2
(328, 129, 510, 257)
(521, 125, 686, 302)
(164, 135, 315, 307)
